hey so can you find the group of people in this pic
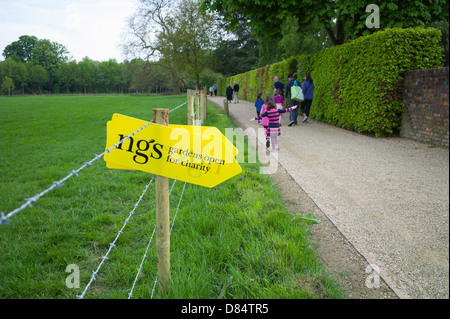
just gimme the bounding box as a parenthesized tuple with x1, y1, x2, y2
(221, 74, 314, 151)
(250, 74, 315, 151)
(208, 84, 218, 96)
(225, 81, 240, 104)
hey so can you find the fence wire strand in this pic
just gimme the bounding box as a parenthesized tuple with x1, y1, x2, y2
(1, 101, 187, 225)
(127, 180, 180, 299)
(169, 101, 187, 114)
(150, 181, 187, 299)
(76, 175, 155, 299)
(1, 98, 194, 299)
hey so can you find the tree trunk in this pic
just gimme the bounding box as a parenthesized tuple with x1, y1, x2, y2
(170, 69, 180, 94)
(324, 8, 345, 46)
(196, 73, 200, 91)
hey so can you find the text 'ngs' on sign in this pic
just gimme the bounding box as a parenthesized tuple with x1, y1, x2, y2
(104, 113, 241, 188)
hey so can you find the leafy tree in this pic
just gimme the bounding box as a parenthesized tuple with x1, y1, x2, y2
(27, 63, 48, 94)
(172, 0, 220, 89)
(200, 0, 449, 46)
(3, 36, 69, 71)
(212, 13, 259, 76)
(32, 39, 69, 74)
(278, 16, 331, 59)
(3, 35, 69, 92)
(121, 59, 141, 93)
(0, 59, 21, 92)
(199, 68, 223, 89)
(76, 57, 96, 94)
(99, 59, 122, 93)
(148, 63, 172, 93)
(130, 66, 149, 93)
(1, 76, 15, 95)
(15, 62, 28, 94)
(55, 61, 77, 93)
(123, 0, 182, 93)
(122, 0, 220, 92)
(431, 20, 449, 66)
(2, 35, 39, 62)
(0, 59, 29, 94)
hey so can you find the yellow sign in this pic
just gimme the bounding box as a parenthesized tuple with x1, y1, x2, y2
(104, 114, 242, 188)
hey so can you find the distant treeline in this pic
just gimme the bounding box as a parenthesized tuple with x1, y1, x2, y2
(0, 57, 176, 95)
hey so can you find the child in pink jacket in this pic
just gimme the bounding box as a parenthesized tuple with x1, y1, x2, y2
(274, 88, 284, 124)
(259, 95, 273, 147)
(251, 96, 297, 151)
(274, 88, 284, 109)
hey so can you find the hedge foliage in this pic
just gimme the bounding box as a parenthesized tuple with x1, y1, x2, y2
(218, 27, 443, 136)
(311, 27, 443, 136)
(217, 55, 300, 103)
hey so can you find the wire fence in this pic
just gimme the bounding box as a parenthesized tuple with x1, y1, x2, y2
(0, 95, 202, 299)
(76, 176, 156, 299)
(0, 101, 187, 226)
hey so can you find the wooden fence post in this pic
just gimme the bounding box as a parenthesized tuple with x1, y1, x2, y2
(224, 99, 229, 116)
(153, 108, 170, 292)
(187, 94, 194, 126)
(195, 90, 201, 125)
(201, 89, 207, 122)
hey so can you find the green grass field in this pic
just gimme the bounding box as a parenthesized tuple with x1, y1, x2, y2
(0, 94, 344, 299)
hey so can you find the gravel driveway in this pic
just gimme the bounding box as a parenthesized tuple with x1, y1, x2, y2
(208, 96, 449, 299)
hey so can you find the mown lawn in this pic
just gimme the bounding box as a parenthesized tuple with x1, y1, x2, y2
(0, 94, 344, 299)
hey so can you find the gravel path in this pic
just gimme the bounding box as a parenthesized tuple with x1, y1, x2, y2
(208, 96, 449, 299)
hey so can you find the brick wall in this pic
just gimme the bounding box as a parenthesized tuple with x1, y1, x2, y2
(401, 67, 449, 148)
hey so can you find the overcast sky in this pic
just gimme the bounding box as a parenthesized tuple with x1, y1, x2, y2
(0, 0, 138, 62)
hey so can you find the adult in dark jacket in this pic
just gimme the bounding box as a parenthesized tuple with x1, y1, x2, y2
(285, 74, 300, 126)
(233, 81, 240, 103)
(286, 74, 300, 126)
(226, 84, 233, 102)
(273, 76, 284, 96)
(301, 74, 315, 123)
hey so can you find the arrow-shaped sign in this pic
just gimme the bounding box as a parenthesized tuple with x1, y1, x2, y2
(104, 113, 242, 188)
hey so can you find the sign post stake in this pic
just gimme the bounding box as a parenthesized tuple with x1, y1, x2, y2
(187, 94, 194, 126)
(195, 90, 201, 125)
(224, 99, 229, 116)
(201, 89, 207, 122)
(153, 108, 170, 292)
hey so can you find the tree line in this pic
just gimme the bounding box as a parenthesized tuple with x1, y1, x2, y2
(0, 53, 224, 96)
(0, 35, 177, 95)
(2, 0, 448, 95)
(0, 56, 178, 95)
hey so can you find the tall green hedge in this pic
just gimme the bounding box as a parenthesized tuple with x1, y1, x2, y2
(311, 27, 443, 136)
(219, 27, 443, 137)
(217, 56, 299, 103)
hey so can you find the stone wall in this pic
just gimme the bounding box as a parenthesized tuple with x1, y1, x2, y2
(401, 67, 449, 148)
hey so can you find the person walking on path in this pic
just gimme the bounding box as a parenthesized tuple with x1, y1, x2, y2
(273, 76, 284, 96)
(226, 84, 233, 103)
(213, 83, 218, 96)
(274, 88, 284, 109)
(274, 88, 285, 125)
(233, 81, 240, 104)
(254, 93, 264, 125)
(301, 74, 314, 123)
(251, 95, 298, 151)
(259, 95, 271, 147)
(285, 74, 300, 126)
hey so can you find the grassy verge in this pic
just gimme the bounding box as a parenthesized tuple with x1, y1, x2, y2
(0, 94, 344, 299)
